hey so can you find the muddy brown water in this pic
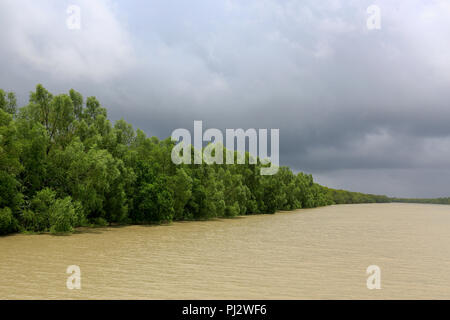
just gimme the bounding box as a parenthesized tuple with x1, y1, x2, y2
(1, 203, 449, 299)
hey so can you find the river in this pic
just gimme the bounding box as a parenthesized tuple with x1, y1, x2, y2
(1, 203, 449, 299)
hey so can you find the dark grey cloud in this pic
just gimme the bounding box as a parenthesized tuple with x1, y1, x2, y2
(1, 0, 450, 197)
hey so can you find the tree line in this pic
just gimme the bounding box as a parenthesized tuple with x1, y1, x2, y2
(1, 85, 392, 235)
(390, 197, 450, 205)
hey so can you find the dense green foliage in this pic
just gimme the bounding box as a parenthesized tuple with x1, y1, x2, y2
(0, 85, 393, 235)
(324, 188, 390, 204)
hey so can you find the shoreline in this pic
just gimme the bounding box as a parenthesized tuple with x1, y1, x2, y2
(2, 202, 447, 238)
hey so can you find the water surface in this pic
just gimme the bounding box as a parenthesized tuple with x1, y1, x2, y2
(1, 203, 449, 299)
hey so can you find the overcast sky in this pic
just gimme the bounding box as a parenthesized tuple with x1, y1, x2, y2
(1, 0, 450, 198)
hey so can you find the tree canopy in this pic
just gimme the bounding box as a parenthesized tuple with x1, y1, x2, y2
(0, 84, 394, 235)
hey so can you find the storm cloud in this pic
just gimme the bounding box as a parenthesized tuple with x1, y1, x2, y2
(1, 0, 450, 197)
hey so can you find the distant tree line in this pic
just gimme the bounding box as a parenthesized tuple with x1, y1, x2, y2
(390, 197, 450, 205)
(324, 188, 390, 204)
(1, 85, 394, 235)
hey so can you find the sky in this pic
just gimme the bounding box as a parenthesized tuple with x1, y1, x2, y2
(1, 0, 450, 198)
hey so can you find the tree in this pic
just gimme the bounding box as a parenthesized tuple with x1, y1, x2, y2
(0, 207, 17, 235)
(0, 109, 23, 214)
(0, 90, 17, 115)
(21, 188, 84, 233)
(0, 84, 394, 235)
(169, 168, 192, 220)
